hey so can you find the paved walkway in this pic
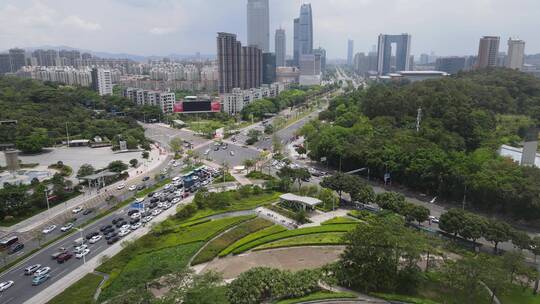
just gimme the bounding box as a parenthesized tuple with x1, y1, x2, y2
(0, 145, 165, 234)
(300, 210, 351, 228)
(255, 207, 296, 229)
(25, 195, 194, 304)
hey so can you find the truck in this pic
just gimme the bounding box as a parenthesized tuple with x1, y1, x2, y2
(51, 247, 67, 260)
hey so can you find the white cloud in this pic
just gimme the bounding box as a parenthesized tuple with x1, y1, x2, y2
(62, 15, 101, 31)
(148, 27, 176, 35)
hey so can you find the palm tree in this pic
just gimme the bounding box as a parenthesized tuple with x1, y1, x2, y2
(242, 159, 255, 173)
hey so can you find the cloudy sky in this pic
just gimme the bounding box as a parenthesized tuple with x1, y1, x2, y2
(1, 0, 538, 58)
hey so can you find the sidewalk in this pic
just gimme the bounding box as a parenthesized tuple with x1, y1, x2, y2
(25, 196, 194, 304)
(0, 145, 165, 234)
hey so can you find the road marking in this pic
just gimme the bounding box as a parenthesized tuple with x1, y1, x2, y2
(2, 297, 15, 304)
(52, 268, 68, 278)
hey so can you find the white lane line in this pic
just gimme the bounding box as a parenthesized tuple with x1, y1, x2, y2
(51, 268, 68, 279)
(2, 297, 15, 304)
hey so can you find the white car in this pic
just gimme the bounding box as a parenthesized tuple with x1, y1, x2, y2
(60, 223, 74, 232)
(0, 280, 14, 292)
(163, 203, 172, 210)
(121, 224, 131, 230)
(117, 183, 126, 190)
(202, 180, 209, 186)
(173, 162, 180, 167)
(131, 222, 142, 230)
(73, 244, 88, 253)
(75, 249, 90, 259)
(128, 185, 137, 191)
(118, 229, 131, 237)
(24, 264, 41, 275)
(89, 235, 102, 244)
(135, 197, 144, 203)
(130, 212, 141, 219)
(42, 225, 56, 234)
(151, 209, 162, 216)
(172, 176, 180, 182)
(34, 266, 51, 277)
(172, 198, 181, 204)
(72, 206, 83, 214)
(142, 216, 153, 223)
(429, 216, 440, 223)
(157, 202, 165, 208)
(164, 184, 172, 190)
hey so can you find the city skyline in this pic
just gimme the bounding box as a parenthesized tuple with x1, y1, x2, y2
(1, 0, 539, 58)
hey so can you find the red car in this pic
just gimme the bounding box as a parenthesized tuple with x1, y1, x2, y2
(56, 252, 73, 263)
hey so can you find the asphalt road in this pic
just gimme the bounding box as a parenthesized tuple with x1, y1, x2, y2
(195, 142, 260, 167)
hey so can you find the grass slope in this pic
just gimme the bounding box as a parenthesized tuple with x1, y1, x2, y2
(254, 232, 346, 251)
(219, 225, 287, 257)
(47, 273, 103, 304)
(275, 290, 356, 304)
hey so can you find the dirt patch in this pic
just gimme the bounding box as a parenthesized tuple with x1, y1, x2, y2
(200, 246, 345, 279)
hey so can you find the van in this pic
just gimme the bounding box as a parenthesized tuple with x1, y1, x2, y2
(73, 237, 85, 247)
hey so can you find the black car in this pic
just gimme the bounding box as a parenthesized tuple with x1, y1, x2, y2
(127, 209, 139, 216)
(107, 236, 120, 244)
(115, 221, 127, 228)
(130, 218, 140, 225)
(150, 197, 159, 203)
(159, 196, 167, 202)
(148, 202, 157, 209)
(100, 224, 113, 232)
(103, 227, 115, 235)
(85, 231, 99, 240)
(8, 243, 24, 254)
(147, 191, 155, 198)
(137, 185, 145, 190)
(105, 231, 118, 240)
(82, 209, 93, 216)
(142, 176, 150, 181)
(112, 217, 124, 225)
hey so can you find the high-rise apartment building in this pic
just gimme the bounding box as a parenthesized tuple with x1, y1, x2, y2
(476, 36, 500, 69)
(313, 47, 326, 74)
(275, 28, 286, 67)
(217, 32, 242, 94)
(299, 54, 321, 86)
(8, 48, 26, 72)
(435, 57, 466, 74)
(506, 38, 525, 71)
(347, 39, 354, 66)
(217, 32, 262, 93)
(377, 34, 411, 75)
(247, 0, 270, 52)
(262, 52, 276, 84)
(32, 49, 59, 67)
(0, 54, 11, 74)
(240, 46, 262, 90)
(293, 4, 313, 66)
(91, 68, 113, 96)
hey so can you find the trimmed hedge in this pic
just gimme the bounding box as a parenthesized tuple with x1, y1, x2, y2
(219, 225, 287, 257)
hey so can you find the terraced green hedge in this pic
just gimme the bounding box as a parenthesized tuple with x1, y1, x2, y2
(191, 218, 274, 265)
(321, 216, 359, 225)
(231, 224, 356, 254)
(254, 232, 346, 250)
(219, 225, 287, 257)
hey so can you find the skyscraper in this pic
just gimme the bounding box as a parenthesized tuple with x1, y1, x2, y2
(314, 47, 326, 74)
(299, 54, 321, 86)
(293, 4, 313, 66)
(8, 48, 26, 72)
(262, 52, 276, 84)
(275, 28, 286, 67)
(347, 39, 354, 66)
(0, 54, 10, 74)
(247, 0, 270, 52)
(506, 38, 525, 71)
(476, 36, 500, 69)
(377, 34, 411, 75)
(240, 46, 263, 90)
(217, 32, 242, 94)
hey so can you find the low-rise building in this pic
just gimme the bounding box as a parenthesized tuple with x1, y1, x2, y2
(221, 83, 285, 115)
(124, 87, 176, 113)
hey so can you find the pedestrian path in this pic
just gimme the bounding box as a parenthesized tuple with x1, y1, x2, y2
(299, 209, 350, 228)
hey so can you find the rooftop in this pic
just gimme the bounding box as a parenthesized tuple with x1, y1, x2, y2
(280, 193, 322, 207)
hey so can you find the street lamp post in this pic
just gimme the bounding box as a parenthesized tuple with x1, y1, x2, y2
(44, 189, 51, 220)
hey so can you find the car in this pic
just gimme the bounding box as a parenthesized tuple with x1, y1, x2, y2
(32, 274, 49, 286)
(164, 184, 172, 190)
(112, 217, 124, 225)
(151, 209, 162, 216)
(157, 202, 165, 208)
(142, 215, 153, 223)
(182, 192, 190, 198)
(105, 231, 118, 240)
(202, 180, 209, 186)
(89, 235, 102, 244)
(429, 216, 440, 223)
(204, 149, 210, 155)
(148, 202, 157, 209)
(171, 198, 180, 204)
(116, 221, 128, 228)
(42, 225, 56, 234)
(127, 209, 139, 216)
(142, 176, 150, 181)
(221, 144, 228, 150)
(60, 223, 74, 232)
(118, 229, 131, 237)
(72, 206, 83, 214)
(163, 203, 172, 210)
(0, 280, 14, 291)
(8, 243, 24, 254)
(136, 185, 145, 191)
(130, 212, 141, 219)
(214, 146, 220, 151)
(172, 176, 180, 182)
(51, 248, 67, 260)
(121, 224, 131, 230)
(100, 224, 113, 232)
(116, 183, 126, 190)
(149, 197, 159, 204)
(74, 244, 88, 253)
(24, 264, 41, 275)
(85, 231, 99, 240)
(75, 248, 90, 259)
(56, 252, 73, 263)
(107, 236, 120, 245)
(34, 266, 51, 277)
(128, 185, 137, 191)
(83, 209, 93, 215)
(131, 222, 142, 230)
(230, 151, 235, 156)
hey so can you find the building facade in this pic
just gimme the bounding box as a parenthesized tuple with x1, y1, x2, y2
(247, 0, 270, 52)
(124, 88, 176, 113)
(377, 34, 411, 75)
(262, 52, 276, 84)
(240, 46, 263, 90)
(347, 39, 354, 66)
(293, 4, 313, 66)
(435, 57, 466, 74)
(8, 48, 26, 73)
(217, 32, 242, 93)
(299, 54, 321, 86)
(476, 36, 500, 69)
(91, 68, 113, 96)
(314, 47, 326, 74)
(275, 28, 286, 67)
(506, 38, 525, 70)
(222, 83, 284, 115)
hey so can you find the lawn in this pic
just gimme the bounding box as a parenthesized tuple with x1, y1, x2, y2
(48, 273, 103, 304)
(212, 172, 236, 184)
(246, 170, 275, 181)
(219, 225, 287, 257)
(321, 216, 359, 225)
(192, 218, 274, 265)
(499, 286, 540, 304)
(189, 192, 281, 221)
(371, 292, 441, 304)
(275, 290, 356, 304)
(254, 232, 346, 251)
(231, 224, 357, 254)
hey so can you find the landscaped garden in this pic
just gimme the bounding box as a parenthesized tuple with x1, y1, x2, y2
(48, 273, 104, 304)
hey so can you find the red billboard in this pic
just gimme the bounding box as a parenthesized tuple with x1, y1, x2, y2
(173, 101, 221, 113)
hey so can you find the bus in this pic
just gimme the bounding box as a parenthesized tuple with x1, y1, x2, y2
(0, 235, 19, 250)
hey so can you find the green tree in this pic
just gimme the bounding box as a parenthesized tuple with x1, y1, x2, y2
(318, 188, 338, 211)
(169, 137, 183, 153)
(16, 128, 49, 153)
(511, 230, 531, 251)
(295, 145, 307, 156)
(242, 159, 256, 173)
(108, 160, 128, 173)
(439, 209, 466, 239)
(142, 151, 150, 159)
(320, 173, 355, 204)
(460, 213, 487, 249)
(484, 220, 512, 253)
(129, 158, 138, 168)
(76, 163, 95, 178)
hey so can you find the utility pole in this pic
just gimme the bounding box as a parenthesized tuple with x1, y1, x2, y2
(65, 122, 70, 147)
(462, 184, 467, 210)
(44, 189, 51, 220)
(416, 107, 422, 133)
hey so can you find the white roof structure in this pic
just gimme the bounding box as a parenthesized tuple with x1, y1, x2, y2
(280, 193, 322, 207)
